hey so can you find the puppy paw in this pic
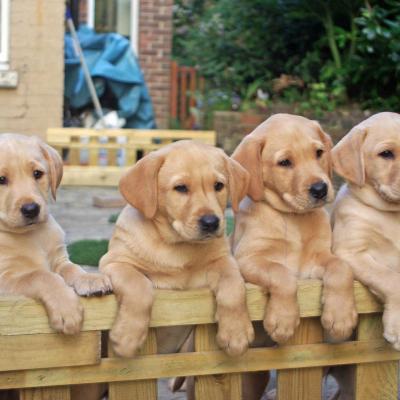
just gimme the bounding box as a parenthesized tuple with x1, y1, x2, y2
(73, 273, 113, 297)
(217, 313, 254, 357)
(46, 288, 83, 335)
(322, 298, 358, 341)
(383, 303, 400, 350)
(264, 299, 300, 344)
(109, 316, 149, 358)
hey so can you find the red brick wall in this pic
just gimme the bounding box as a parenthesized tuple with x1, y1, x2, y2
(139, 0, 173, 128)
(78, 0, 173, 128)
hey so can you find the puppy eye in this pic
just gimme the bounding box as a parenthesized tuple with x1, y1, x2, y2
(214, 182, 224, 192)
(378, 150, 395, 159)
(33, 170, 44, 180)
(174, 184, 188, 193)
(278, 159, 292, 167)
(316, 149, 324, 159)
(0, 176, 7, 185)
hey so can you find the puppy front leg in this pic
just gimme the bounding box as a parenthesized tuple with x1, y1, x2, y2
(0, 269, 83, 334)
(239, 257, 300, 344)
(52, 247, 112, 297)
(207, 256, 254, 357)
(100, 262, 153, 357)
(318, 254, 358, 341)
(342, 252, 400, 350)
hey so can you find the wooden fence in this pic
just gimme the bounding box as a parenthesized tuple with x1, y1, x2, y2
(0, 280, 398, 399)
(170, 61, 205, 129)
(47, 128, 216, 186)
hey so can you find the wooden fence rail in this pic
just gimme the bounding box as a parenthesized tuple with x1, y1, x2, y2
(47, 128, 216, 186)
(0, 280, 398, 399)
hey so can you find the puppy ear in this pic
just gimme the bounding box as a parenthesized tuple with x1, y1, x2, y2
(119, 153, 164, 218)
(332, 127, 367, 186)
(231, 136, 265, 201)
(313, 121, 334, 178)
(39, 141, 63, 200)
(225, 156, 250, 212)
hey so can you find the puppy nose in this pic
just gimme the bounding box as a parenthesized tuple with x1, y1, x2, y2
(20, 202, 40, 219)
(309, 181, 328, 200)
(199, 214, 220, 233)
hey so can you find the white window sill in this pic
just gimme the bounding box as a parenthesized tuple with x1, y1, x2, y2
(0, 69, 18, 88)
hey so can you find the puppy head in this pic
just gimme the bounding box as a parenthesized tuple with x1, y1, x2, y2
(332, 112, 400, 204)
(120, 140, 249, 242)
(232, 113, 334, 213)
(0, 134, 63, 231)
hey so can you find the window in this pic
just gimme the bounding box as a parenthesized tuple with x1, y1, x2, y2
(0, 0, 9, 68)
(87, 0, 139, 55)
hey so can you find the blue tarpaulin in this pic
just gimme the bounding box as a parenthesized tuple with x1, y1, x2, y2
(64, 26, 156, 128)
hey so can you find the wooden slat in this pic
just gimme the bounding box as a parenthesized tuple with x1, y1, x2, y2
(355, 314, 398, 400)
(0, 339, 399, 390)
(88, 136, 98, 166)
(19, 386, 70, 400)
(109, 329, 157, 400)
(68, 136, 80, 165)
(0, 331, 100, 371)
(277, 318, 323, 400)
(48, 128, 216, 141)
(170, 61, 178, 119)
(179, 67, 187, 124)
(194, 324, 241, 400)
(0, 281, 381, 336)
(108, 137, 118, 167)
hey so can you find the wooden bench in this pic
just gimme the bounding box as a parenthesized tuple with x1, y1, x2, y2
(0, 281, 398, 399)
(47, 128, 216, 186)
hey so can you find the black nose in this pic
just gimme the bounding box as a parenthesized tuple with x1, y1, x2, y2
(199, 214, 220, 233)
(309, 181, 328, 200)
(20, 202, 40, 219)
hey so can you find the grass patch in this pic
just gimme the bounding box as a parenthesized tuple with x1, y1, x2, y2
(68, 215, 235, 267)
(108, 213, 120, 223)
(67, 239, 109, 266)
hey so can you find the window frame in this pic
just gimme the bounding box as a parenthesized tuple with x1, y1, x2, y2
(0, 0, 10, 69)
(87, 0, 139, 55)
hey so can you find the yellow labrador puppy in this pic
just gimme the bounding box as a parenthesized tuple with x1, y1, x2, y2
(100, 140, 254, 358)
(332, 112, 400, 349)
(0, 134, 112, 334)
(231, 114, 357, 345)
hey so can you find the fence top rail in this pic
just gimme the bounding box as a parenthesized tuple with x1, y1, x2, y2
(47, 128, 216, 142)
(0, 280, 380, 336)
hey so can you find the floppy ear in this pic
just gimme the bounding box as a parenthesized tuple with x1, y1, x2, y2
(119, 153, 164, 219)
(39, 141, 63, 200)
(231, 136, 265, 201)
(331, 127, 367, 186)
(313, 121, 334, 178)
(225, 156, 250, 212)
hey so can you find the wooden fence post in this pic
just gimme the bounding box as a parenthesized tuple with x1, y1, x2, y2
(194, 324, 242, 400)
(354, 313, 398, 400)
(277, 317, 324, 400)
(108, 328, 158, 400)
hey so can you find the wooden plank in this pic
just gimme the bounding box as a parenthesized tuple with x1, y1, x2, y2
(194, 324, 241, 400)
(108, 329, 157, 400)
(355, 314, 398, 400)
(88, 136, 99, 166)
(170, 61, 178, 119)
(0, 339, 399, 390)
(0, 331, 100, 371)
(19, 387, 70, 400)
(48, 128, 216, 141)
(108, 136, 118, 167)
(179, 67, 187, 125)
(277, 318, 323, 400)
(69, 136, 80, 165)
(0, 282, 381, 335)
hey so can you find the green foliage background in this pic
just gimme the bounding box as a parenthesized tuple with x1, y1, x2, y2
(173, 0, 400, 111)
